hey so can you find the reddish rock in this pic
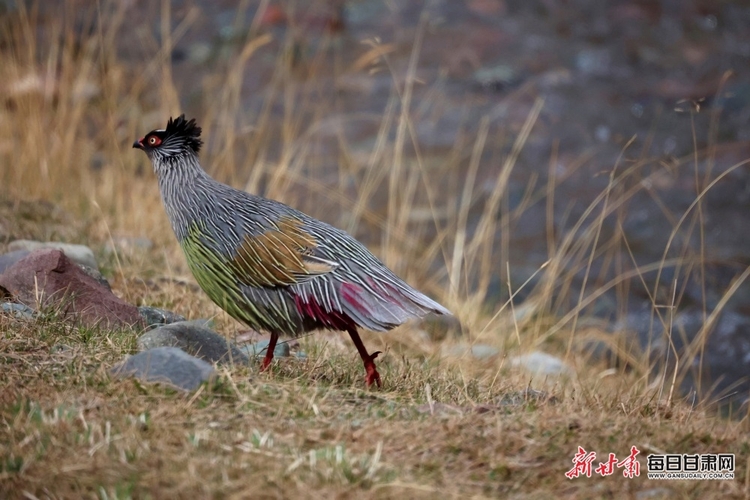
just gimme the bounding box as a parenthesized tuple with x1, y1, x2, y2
(0, 249, 143, 329)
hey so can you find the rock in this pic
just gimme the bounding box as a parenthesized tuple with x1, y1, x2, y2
(77, 264, 111, 291)
(138, 321, 248, 365)
(0, 302, 36, 320)
(442, 343, 499, 360)
(138, 306, 187, 328)
(111, 347, 215, 391)
(0, 249, 143, 329)
(511, 351, 572, 376)
(240, 338, 291, 358)
(0, 250, 31, 274)
(8, 240, 98, 270)
(470, 344, 500, 360)
(473, 64, 518, 91)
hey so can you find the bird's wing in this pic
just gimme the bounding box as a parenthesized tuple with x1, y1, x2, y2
(230, 216, 338, 287)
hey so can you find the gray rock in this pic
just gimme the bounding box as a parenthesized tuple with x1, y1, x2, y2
(442, 343, 500, 360)
(473, 64, 518, 90)
(471, 344, 500, 360)
(511, 351, 572, 376)
(0, 302, 36, 320)
(111, 347, 215, 391)
(8, 240, 98, 270)
(77, 264, 111, 290)
(138, 306, 187, 328)
(240, 339, 291, 358)
(185, 318, 215, 329)
(0, 250, 31, 274)
(138, 321, 248, 365)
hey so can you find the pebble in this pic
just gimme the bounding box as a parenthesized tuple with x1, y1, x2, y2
(138, 306, 187, 328)
(8, 240, 98, 270)
(443, 343, 500, 360)
(511, 351, 572, 376)
(0, 302, 36, 320)
(473, 64, 518, 91)
(138, 321, 248, 365)
(111, 347, 215, 392)
(240, 339, 291, 358)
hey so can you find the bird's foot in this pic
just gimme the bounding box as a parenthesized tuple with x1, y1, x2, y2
(364, 351, 382, 388)
(260, 352, 274, 372)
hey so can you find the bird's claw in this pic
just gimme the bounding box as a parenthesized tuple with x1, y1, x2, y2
(364, 352, 382, 388)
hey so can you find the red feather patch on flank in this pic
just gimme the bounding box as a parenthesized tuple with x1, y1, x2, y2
(294, 294, 355, 331)
(366, 277, 404, 305)
(341, 282, 368, 314)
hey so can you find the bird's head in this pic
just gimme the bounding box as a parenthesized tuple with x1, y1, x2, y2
(133, 114, 203, 163)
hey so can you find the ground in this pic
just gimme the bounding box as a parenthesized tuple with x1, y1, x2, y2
(1, 1, 749, 498)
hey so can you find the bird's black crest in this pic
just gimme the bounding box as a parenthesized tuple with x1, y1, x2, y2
(165, 114, 203, 153)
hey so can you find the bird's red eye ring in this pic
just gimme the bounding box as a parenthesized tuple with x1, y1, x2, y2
(148, 136, 161, 146)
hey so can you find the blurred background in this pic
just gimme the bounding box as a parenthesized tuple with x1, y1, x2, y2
(1, 0, 749, 408)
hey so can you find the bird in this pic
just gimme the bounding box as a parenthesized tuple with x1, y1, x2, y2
(133, 115, 451, 387)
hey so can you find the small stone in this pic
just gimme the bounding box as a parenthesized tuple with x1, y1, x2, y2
(296, 351, 308, 360)
(442, 343, 499, 360)
(138, 321, 248, 365)
(78, 264, 111, 290)
(138, 306, 187, 328)
(511, 351, 572, 376)
(0, 302, 36, 320)
(473, 64, 518, 91)
(51, 343, 72, 353)
(188, 42, 212, 64)
(470, 344, 500, 360)
(111, 347, 215, 392)
(8, 240, 98, 270)
(240, 339, 291, 358)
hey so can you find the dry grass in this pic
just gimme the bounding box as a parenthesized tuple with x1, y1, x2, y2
(1, 1, 749, 498)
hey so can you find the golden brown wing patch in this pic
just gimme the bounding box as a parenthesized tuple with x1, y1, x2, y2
(231, 217, 336, 287)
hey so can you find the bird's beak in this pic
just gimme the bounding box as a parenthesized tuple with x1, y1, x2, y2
(132, 139, 144, 149)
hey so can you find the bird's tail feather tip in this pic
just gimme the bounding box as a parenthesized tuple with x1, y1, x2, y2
(415, 293, 452, 316)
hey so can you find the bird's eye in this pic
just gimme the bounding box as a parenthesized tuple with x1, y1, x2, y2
(148, 136, 161, 146)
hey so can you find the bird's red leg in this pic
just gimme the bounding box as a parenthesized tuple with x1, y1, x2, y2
(260, 332, 279, 372)
(346, 328, 382, 388)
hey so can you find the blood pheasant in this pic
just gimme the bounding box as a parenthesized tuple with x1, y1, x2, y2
(133, 115, 450, 386)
